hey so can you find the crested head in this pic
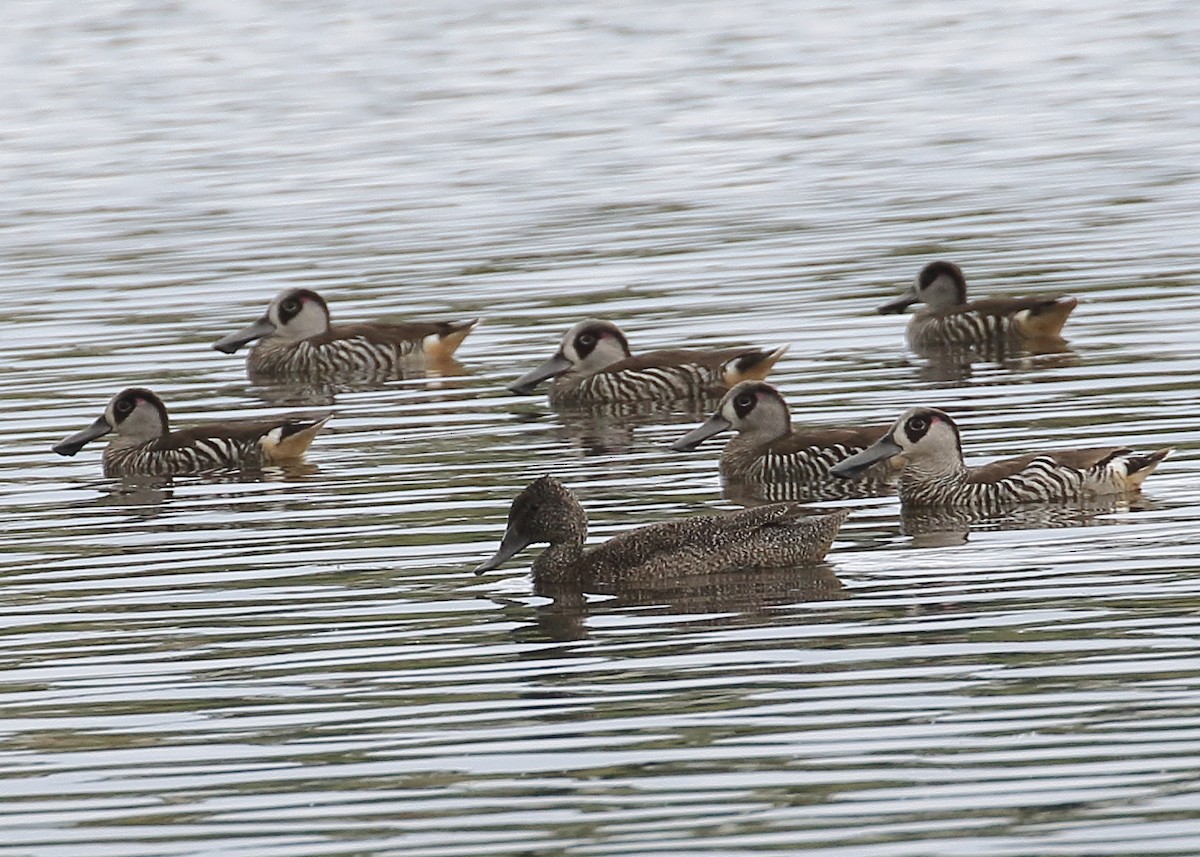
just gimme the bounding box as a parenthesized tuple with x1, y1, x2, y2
(915, 261, 969, 310)
(558, 319, 632, 373)
(506, 476, 587, 546)
(266, 288, 331, 341)
(474, 476, 589, 573)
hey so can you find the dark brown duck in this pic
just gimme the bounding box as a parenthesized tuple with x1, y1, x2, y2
(474, 476, 850, 583)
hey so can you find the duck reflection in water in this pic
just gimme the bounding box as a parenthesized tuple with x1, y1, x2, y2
(522, 562, 846, 643)
(911, 344, 1079, 385)
(61, 460, 321, 522)
(549, 399, 716, 456)
(898, 496, 1161, 548)
(242, 356, 473, 408)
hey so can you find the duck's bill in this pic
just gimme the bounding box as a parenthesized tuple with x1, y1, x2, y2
(473, 527, 533, 574)
(877, 286, 918, 314)
(670, 415, 732, 452)
(212, 318, 275, 354)
(830, 435, 903, 480)
(507, 353, 572, 395)
(52, 416, 113, 456)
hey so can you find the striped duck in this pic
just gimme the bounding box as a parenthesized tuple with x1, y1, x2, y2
(52, 388, 330, 476)
(831, 406, 1170, 508)
(878, 261, 1076, 351)
(671, 381, 898, 499)
(213, 288, 477, 381)
(508, 319, 788, 405)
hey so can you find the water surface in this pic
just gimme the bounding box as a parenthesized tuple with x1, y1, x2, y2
(3, 1, 1200, 855)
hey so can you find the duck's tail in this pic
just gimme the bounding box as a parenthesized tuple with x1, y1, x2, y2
(1120, 447, 1172, 490)
(723, 344, 789, 386)
(1017, 296, 1077, 339)
(262, 413, 333, 461)
(424, 318, 480, 360)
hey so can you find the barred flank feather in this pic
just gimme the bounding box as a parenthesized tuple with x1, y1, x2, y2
(901, 450, 1172, 508)
(551, 364, 717, 405)
(104, 437, 265, 476)
(909, 313, 1019, 349)
(250, 338, 422, 380)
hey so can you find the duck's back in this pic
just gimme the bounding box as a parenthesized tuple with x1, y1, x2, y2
(723, 424, 891, 484)
(550, 347, 779, 405)
(249, 320, 474, 379)
(903, 445, 1169, 507)
(909, 295, 1076, 350)
(579, 505, 850, 581)
(102, 417, 327, 476)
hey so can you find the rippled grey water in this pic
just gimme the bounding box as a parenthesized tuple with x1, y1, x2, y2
(4, 1, 1200, 855)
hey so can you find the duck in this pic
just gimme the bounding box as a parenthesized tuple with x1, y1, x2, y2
(878, 261, 1076, 351)
(213, 288, 478, 381)
(473, 475, 850, 583)
(52, 388, 331, 476)
(671, 380, 897, 498)
(830, 406, 1170, 508)
(507, 319, 788, 405)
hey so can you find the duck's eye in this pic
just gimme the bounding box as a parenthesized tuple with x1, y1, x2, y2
(115, 399, 134, 415)
(578, 333, 596, 347)
(907, 416, 929, 433)
(281, 299, 300, 313)
(735, 394, 754, 409)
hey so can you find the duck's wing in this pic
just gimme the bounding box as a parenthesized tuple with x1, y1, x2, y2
(164, 414, 331, 459)
(585, 505, 850, 578)
(766, 425, 890, 456)
(967, 447, 1137, 484)
(324, 320, 478, 351)
(600, 346, 788, 386)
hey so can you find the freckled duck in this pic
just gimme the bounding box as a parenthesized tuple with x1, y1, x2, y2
(474, 475, 850, 582)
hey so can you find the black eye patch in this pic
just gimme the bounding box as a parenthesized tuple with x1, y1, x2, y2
(904, 415, 932, 441)
(574, 331, 602, 358)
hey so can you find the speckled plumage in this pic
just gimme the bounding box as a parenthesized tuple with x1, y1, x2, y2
(831, 407, 1170, 509)
(52, 388, 330, 477)
(672, 381, 895, 501)
(508, 319, 787, 406)
(879, 261, 1076, 352)
(213, 288, 477, 382)
(475, 476, 850, 584)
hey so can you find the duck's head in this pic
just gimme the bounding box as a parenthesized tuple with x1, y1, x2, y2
(830, 406, 961, 479)
(507, 319, 632, 394)
(671, 380, 791, 451)
(877, 261, 969, 314)
(474, 476, 588, 572)
(52, 388, 170, 455)
(213, 288, 331, 353)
